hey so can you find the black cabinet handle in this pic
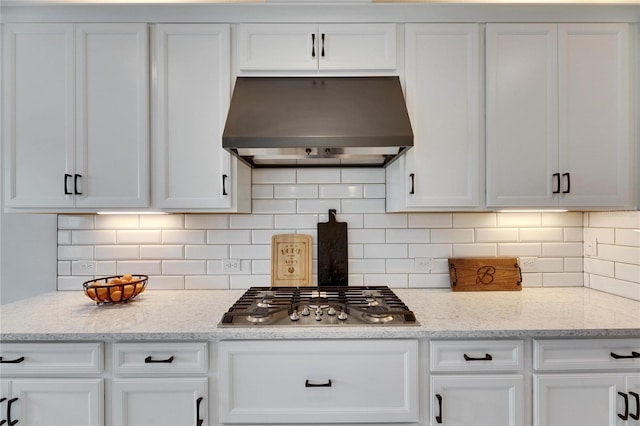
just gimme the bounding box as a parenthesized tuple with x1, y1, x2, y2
(0, 357, 25, 364)
(629, 391, 640, 420)
(409, 173, 415, 195)
(196, 396, 204, 426)
(552, 173, 560, 194)
(321, 33, 325, 57)
(222, 174, 228, 196)
(610, 351, 640, 359)
(144, 355, 174, 363)
(562, 172, 570, 194)
(311, 33, 316, 57)
(464, 353, 493, 361)
(0, 397, 5, 426)
(619, 391, 629, 421)
(74, 174, 83, 195)
(7, 398, 17, 426)
(435, 394, 443, 424)
(64, 173, 73, 195)
(305, 379, 332, 388)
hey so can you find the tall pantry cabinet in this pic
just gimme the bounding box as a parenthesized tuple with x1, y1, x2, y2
(2, 23, 149, 210)
(486, 23, 632, 209)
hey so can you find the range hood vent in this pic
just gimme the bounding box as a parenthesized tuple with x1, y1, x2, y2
(222, 76, 413, 167)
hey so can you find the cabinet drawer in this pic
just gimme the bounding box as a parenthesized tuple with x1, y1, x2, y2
(430, 340, 524, 372)
(0, 342, 102, 376)
(113, 342, 208, 376)
(218, 339, 419, 424)
(534, 338, 640, 371)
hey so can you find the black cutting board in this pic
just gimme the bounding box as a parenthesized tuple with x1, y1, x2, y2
(317, 209, 348, 287)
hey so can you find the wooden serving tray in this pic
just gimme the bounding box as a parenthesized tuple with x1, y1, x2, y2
(448, 258, 522, 291)
(271, 234, 312, 287)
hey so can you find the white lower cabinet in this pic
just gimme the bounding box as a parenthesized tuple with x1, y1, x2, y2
(111, 342, 209, 426)
(428, 340, 526, 426)
(217, 339, 419, 424)
(534, 338, 640, 426)
(0, 342, 104, 426)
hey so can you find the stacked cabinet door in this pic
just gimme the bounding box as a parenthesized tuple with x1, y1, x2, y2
(387, 24, 482, 211)
(486, 23, 632, 209)
(3, 23, 149, 210)
(153, 24, 250, 211)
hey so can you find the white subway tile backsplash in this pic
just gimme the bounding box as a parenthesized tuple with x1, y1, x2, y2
(162, 260, 206, 275)
(563, 227, 583, 242)
(542, 242, 583, 257)
(453, 213, 496, 228)
(57, 276, 87, 291)
(185, 214, 229, 230)
(348, 244, 364, 258)
(386, 259, 415, 273)
(117, 230, 162, 244)
(409, 244, 452, 258)
(597, 244, 640, 264)
(318, 184, 362, 199)
(274, 214, 319, 229)
(408, 273, 450, 288)
(520, 228, 564, 242)
(117, 261, 162, 275)
(475, 228, 518, 243)
(251, 259, 271, 275)
(564, 258, 583, 272)
(364, 213, 407, 229)
(297, 168, 340, 184)
(408, 213, 451, 228)
(363, 184, 385, 199)
(537, 258, 564, 273)
(615, 229, 640, 247)
(497, 212, 541, 227)
(140, 245, 183, 259)
(452, 244, 497, 257)
(208, 230, 251, 244)
(252, 185, 274, 199)
(229, 244, 271, 259)
(251, 229, 292, 244)
(432, 229, 474, 244)
(498, 243, 542, 257)
(542, 273, 583, 287)
(342, 168, 385, 184)
(616, 262, 640, 284)
(146, 275, 184, 289)
(185, 245, 228, 260)
(95, 214, 138, 229)
(252, 199, 297, 214)
(541, 212, 582, 227)
(589, 275, 640, 301)
(58, 230, 72, 245)
(252, 168, 296, 184)
(349, 259, 386, 274)
(58, 245, 93, 261)
(95, 245, 139, 260)
(584, 227, 615, 245)
(364, 244, 408, 259)
(587, 211, 640, 229)
(341, 199, 385, 214)
(73, 230, 116, 245)
(385, 229, 429, 244)
(59, 215, 94, 230)
(275, 184, 318, 199)
(230, 274, 270, 289)
(185, 275, 229, 290)
(140, 214, 184, 229)
(297, 199, 341, 214)
(58, 261, 71, 276)
(96, 261, 117, 275)
(363, 274, 408, 287)
(230, 214, 273, 229)
(162, 230, 206, 244)
(585, 258, 615, 276)
(349, 229, 385, 244)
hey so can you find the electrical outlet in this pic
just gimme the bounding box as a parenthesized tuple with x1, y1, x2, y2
(222, 259, 241, 273)
(415, 257, 432, 272)
(584, 239, 597, 257)
(519, 257, 538, 272)
(78, 260, 96, 274)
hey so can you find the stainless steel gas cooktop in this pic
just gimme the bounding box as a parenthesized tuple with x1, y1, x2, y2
(218, 286, 419, 327)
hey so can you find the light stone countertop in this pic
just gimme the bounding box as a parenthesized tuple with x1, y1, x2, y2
(1, 287, 639, 341)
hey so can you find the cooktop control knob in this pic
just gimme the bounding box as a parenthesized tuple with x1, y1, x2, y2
(315, 308, 323, 316)
(338, 311, 348, 321)
(315, 313, 322, 321)
(327, 307, 337, 316)
(301, 307, 311, 316)
(289, 311, 300, 321)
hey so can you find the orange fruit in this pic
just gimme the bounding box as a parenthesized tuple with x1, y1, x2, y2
(122, 285, 135, 299)
(96, 287, 109, 301)
(122, 274, 133, 282)
(110, 289, 122, 302)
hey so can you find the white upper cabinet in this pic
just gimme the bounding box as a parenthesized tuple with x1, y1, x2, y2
(152, 24, 250, 211)
(3, 23, 149, 211)
(387, 24, 482, 211)
(237, 23, 397, 73)
(486, 23, 633, 209)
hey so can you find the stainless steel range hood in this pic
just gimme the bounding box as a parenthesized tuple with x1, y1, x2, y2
(222, 76, 413, 167)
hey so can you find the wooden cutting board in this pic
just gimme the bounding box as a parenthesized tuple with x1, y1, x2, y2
(448, 258, 522, 291)
(317, 209, 348, 287)
(271, 234, 312, 287)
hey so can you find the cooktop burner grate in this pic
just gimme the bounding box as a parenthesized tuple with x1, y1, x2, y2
(218, 286, 418, 327)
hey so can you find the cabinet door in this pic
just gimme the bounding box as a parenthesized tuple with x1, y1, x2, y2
(75, 23, 149, 208)
(486, 24, 559, 208)
(430, 375, 525, 426)
(10, 378, 104, 426)
(318, 23, 396, 70)
(153, 24, 235, 209)
(2, 23, 75, 208)
(237, 23, 318, 71)
(112, 378, 207, 426)
(558, 24, 631, 208)
(534, 374, 625, 426)
(389, 24, 480, 210)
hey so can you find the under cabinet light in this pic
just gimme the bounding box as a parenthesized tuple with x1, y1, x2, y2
(497, 209, 569, 213)
(96, 211, 169, 215)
